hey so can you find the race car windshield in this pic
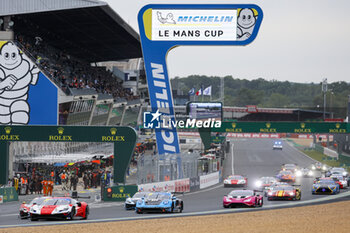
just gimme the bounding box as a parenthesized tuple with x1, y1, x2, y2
(229, 190, 254, 197)
(271, 186, 293, 191)
(43, 199, 71, 205)
(147, 193, 171, 200)
(133, 192, 147, 198)
(228, 175, 243, 179)
(29, 198, 46, 206)
(332, 168, 345, 172)
(280, 171, 293, 175)
(318, 180, 335, 184)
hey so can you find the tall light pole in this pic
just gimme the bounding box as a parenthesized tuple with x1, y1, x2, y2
(322, 78, 327, 120)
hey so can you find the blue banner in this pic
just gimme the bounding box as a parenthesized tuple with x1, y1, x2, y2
(138, 4, 263, 154)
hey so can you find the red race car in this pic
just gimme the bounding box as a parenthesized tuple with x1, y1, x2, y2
(19, 197, 47, 219)
(29, 197, 89, 221)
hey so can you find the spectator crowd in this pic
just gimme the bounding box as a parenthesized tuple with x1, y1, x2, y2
(15, 34, 138, 101)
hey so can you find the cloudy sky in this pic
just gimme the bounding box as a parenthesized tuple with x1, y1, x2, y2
(105, 0, 350, 83)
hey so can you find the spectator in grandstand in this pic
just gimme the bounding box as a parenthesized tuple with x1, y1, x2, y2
(15, 34, 139, 101)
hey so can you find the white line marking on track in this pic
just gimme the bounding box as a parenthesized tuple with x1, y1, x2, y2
(184, 183, 223, 196)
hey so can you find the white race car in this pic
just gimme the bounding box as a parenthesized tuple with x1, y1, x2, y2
(224, 175, 247, 187)
(273, 141, 283, 150)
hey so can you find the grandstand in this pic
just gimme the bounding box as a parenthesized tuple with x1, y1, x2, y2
(0, 0, 146, 128)
(0, 0, 147, 168)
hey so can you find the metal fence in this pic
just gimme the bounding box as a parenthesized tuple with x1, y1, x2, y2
(137, 152, 221, 184)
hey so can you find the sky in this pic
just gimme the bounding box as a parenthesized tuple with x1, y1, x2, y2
(105, 0, 350, 83)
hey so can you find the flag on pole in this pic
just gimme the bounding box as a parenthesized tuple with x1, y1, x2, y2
(196, 88, 202, 96)
(203, 86, 212, 96)
(188, 87, 195, 95)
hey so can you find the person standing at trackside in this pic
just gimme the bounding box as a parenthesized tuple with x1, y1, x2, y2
(83, 172, 89, 189)
(13, 175, 19, 194)
(60, 171, 67, 191)
(47, 179, 54, 196)
(71, 172, 78, 191)
(42, 178, 48, 196)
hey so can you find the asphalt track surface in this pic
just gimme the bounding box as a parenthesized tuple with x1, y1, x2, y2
(1, 138, 349, 228)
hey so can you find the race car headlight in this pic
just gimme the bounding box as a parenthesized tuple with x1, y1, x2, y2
(268, 192, 273, 196)
(224, 180, 230, 184)
(296, 171, 302, 177)
(308, 171, 313, 176)
(255, 181, 262, 187)
(289, 192, 294, 196)
(162, 200, 169, 205)
(311, 165, 316, 170)
(322, 166, 327, 171)
(238, 180, 245, 184)
(243, 198, 252, 202)
(137, 201, 143, 205)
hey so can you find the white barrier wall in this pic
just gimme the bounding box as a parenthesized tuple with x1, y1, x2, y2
(324, 147, 338, 159)
(200, 171, 220, 189)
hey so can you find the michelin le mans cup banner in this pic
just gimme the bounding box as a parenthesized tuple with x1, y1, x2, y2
(138, 4, 263, 154)
(0, 41, 58, 125)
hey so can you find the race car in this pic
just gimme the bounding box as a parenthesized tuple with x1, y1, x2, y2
(314, 177, 344, 189)
(255, 177, 278, 190)
(330, 175, 348, 189)
(311, 162, 329, 171)
(135, 192, 183, 214)
(264, 182, 289, 197)
(273, 140, 283, 150)
(326, 167, 348, 177)
(29, 197, 89, 221)
(312, 179, 340, 195)
(223, 189, 263, 208)
(267, 184, 301, 201)
(276, 170, 296, 182)
(224, 175, 247, 187)
(281, 164, 299, 173)
(300, 168, 314, 177)
(19, 197, 47, 219)
(124, 192, 149, 210)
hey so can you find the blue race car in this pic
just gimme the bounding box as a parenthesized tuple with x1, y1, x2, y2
(312, 179, 340, 195)
(124, 192, 149, 210)
(135, 192, 183, 214)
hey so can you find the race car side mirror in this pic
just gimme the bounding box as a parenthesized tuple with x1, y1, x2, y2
(77, 202, 82, 207)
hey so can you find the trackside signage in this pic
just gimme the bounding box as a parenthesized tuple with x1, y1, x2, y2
(152, 10, 237, 41)
(138, 4, 263, 155)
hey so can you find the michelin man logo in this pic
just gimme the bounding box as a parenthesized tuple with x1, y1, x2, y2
(237, 8, 258, 41)
(0, 41, 40, 124)
(157, 11, 176, 24)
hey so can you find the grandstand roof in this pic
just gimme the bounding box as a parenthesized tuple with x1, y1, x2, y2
(2, 0, 142, 62)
